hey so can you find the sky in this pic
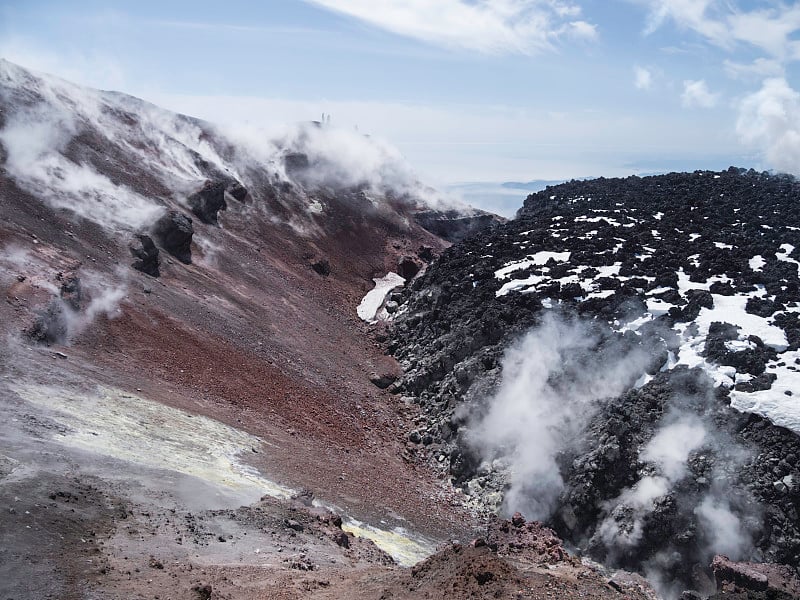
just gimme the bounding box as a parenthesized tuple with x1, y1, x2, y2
(2, 0, 800, 203)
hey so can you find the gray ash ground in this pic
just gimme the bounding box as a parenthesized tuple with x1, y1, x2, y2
(389, 168, 800, 594)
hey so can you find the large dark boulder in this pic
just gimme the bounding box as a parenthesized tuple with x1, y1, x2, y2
(153, 211, 194, 264)
(745, 297, 781, 318)
(704, 322, 776, 376)
(56, 271, 82, 310)
(227, 181, 248, 202)
(26, 300, 69, 345)
(187, 180, 227, 225)
(709, 555, 800, 597)
(26, 271, 82, 344)
(129, 234, 160, 277)
(676, 289, 714, 321)
(397, 257, 421, 280)
(311, 259, 330, 276)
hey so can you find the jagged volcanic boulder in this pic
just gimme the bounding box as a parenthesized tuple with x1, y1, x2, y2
(418, 246, 435, 262)
(284, 152, 310, 175)
(26, 300, 69, 345)
(227, 181, 248, 202)
(25, 270, 81, 344)
(56, 270, 82, 310)
(152, 211, 193, 264)
(129, 234, 160, 277)
(397, 256, 421, 280)
(187, 180, 227, 225)
(311, 258, 331, 276)
(369, 371, 398, 389)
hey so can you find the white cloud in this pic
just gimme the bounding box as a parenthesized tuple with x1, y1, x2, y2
(634, 66, 653, 90)
(723, 57, 784, 81)
(560, 20, 598, 41)
(640, 1, 800, 60)
(727, 6, 800, 61)
(303, 0, 597, 54)
(642, 0, 728, 47)
(737, 77, 800, 175)
(681, 79, 718, 108)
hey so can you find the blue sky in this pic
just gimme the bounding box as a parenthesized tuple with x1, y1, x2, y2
(2, 0, 800, 196)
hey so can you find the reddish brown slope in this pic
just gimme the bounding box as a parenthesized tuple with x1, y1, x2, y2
(0, 156, 473, 537)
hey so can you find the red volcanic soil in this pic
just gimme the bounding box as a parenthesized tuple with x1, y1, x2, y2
(0, 166, 468, 531)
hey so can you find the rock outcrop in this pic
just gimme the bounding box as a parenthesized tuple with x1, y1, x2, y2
(129, 234, 160, 277)
(187, 180, 228, 225)
(711, 555, 800, 598)
(311, 258, 331, 277)
(227, 181, 248, 202)
(152, 211, 194, 264)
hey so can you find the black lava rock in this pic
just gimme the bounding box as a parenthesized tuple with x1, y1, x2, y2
(153, 211, 194, 264)
(284, 152, 310, 175)
(398, 257, 421, 280)
(311, 259, 331, 277)
(188, 180, 227, 225)
(228, 181, 248, 202)
(129, 234, 160, 277)
(388, 169, 800, 589)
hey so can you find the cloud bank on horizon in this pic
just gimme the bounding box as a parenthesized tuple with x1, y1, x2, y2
(1, 0, 800, 186)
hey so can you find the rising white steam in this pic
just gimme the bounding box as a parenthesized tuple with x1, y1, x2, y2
(0, 59, 460, 235)
(695, 496, 750, 558)
(469, 313, 651, 520)
(0, 60, 173, 229)
(467, 312, 758, 598)
(0, 107, 163, 229)
(737, 77, 800, 175)
(229, 120, 462, 211)
(598, 415, 707, 549)
(27, 270, 128, 344)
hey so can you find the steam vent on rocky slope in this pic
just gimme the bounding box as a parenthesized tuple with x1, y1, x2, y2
(2, 58, 800, 600)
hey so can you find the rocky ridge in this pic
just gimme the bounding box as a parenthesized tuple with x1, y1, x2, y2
(389, 168, 800, 595)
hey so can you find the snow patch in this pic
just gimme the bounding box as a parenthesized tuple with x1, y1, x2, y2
(749, 255, 766, 271)
(696, 295, 787, 351)
(357, 272, 405, 323)
(494, 251, 571, 279)
(496, 275, 548, 297)
(730, 351, 800, 433)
